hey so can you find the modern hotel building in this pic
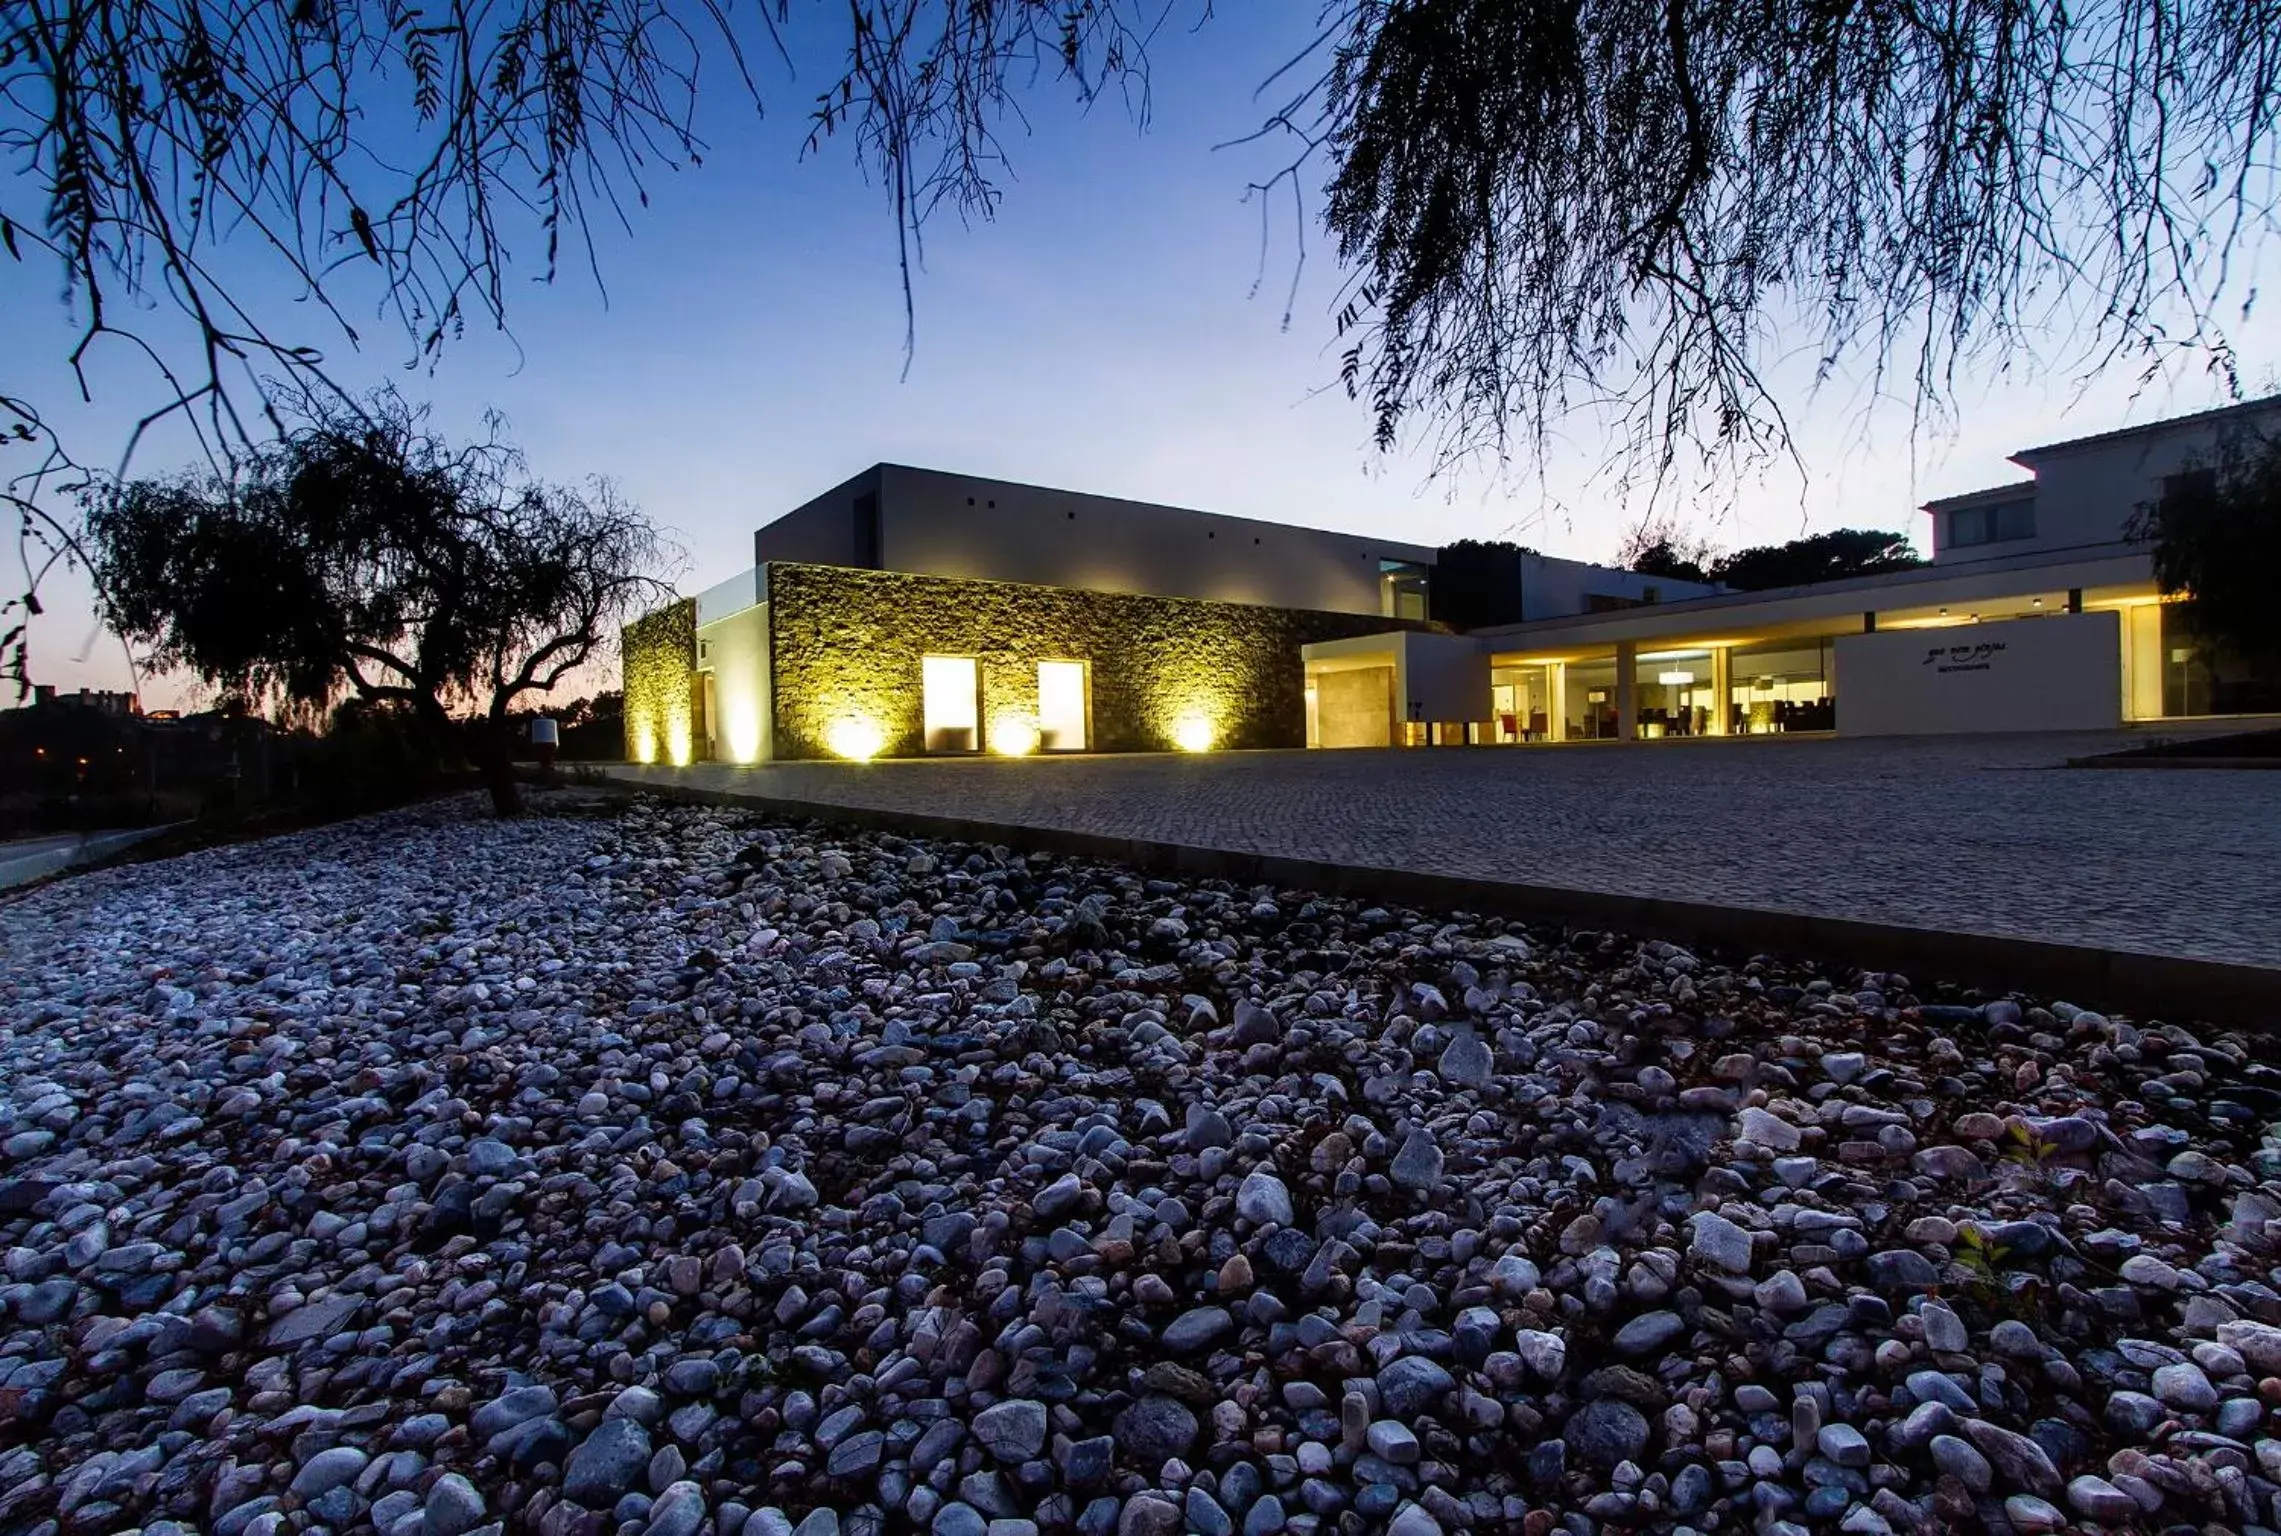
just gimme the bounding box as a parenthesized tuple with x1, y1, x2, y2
(621, 398, 2280, 763)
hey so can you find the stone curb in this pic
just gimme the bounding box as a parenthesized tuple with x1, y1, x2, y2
(593, 769, 2280, 1029)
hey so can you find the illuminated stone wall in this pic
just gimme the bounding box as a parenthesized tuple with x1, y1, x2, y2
(765, 562, 1437, 759)
(622, 598, 697, 766)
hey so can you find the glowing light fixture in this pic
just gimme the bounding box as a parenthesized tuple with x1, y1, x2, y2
(826, 715, 886, 762)
(1656, 670, 1695, 686)
(990, 716, 1039, 757)
(1172, 714, 1216, 753)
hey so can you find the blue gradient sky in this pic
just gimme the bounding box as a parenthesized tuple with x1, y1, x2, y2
(9, 6, 2272, 707)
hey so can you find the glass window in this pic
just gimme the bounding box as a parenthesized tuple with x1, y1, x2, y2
(1564, 656, 1621, 739)
(1948, 499, 2035, 547)
(1636, 649, 1714, 737)
(921, 655, 979, 752)
(1379, 560, 1431, 621)
(1728, 640, 1834, 733)
(1037, 660, 1088, 751)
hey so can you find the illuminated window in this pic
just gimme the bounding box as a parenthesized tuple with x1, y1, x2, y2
(921, 655, 980, 752)
(1037, 661, 1089, 751)
(1379, 559, 1431, 620)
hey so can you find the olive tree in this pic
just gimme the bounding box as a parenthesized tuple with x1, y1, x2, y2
(85, 396, 672, 815)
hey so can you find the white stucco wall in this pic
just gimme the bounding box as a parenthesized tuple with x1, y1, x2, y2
(1303, 630, 1489, 738)
(1518, 553, 1724, 618)
(1929, 399, 2281, 565)
(1834, 611, 2120, 735)
(696, 601, 771, 764)
(874, 466, 1433, 616)
(1394, 631, 1492, 722)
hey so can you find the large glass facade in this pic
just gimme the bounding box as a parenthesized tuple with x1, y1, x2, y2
(2160, 603, 2281, 717)
(1565, 656, 1623, 739)
(1632, 649, 1718, 738)
(1728, 640, 1835, 734)
(1490, 665, 1562, 741)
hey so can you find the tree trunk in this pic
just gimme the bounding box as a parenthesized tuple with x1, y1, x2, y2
(472, 717, 522, 818)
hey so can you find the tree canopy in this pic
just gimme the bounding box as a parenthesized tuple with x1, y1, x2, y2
(84, 396, 671, 813)
(2130, 426, 2281, 677)
(1616, 518, 1719, 585)
(1711, 531, 1925, 592)
(1429, 537, 1533, 629)
(1311, 0, 2279, 474)
(1, 0, 1162, 687)
(10, 0, 2281, 685)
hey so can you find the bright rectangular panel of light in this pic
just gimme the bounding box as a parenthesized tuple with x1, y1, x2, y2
(1037, 661, 1087, 751)
(922, 655, 979, 752)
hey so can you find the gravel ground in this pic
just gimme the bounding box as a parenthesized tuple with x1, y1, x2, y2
(4, 790, 2281, 1536)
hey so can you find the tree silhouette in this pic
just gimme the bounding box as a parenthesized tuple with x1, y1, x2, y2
(84, 395, 672, 815)
(2, 0, 1174, 689)
(11, 0, 2281, 690)
(1712, 531, 1924, 592)
(2130, 422, 2281, 685)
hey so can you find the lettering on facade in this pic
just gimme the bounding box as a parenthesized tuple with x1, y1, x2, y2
(1921, 641, 2008, 675)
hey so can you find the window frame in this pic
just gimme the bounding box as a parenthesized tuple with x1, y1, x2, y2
(1034, 658, 1092, 753)
(920, 654, 982, 754)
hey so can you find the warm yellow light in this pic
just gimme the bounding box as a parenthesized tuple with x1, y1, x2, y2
(826, 715, 886, 762)
(632, 727, 658, 765)
(990, 716, 1039, 757)
(1172, 714, 1216, 753)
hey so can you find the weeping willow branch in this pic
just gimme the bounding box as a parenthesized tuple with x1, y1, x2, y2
(1, 0, 1187, 692)
(1294, 0, 2278, 487)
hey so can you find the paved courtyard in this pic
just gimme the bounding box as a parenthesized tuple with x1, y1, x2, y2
(607, 730, 2281, 969)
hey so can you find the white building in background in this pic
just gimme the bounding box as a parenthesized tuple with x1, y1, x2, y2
(1302, 394, 2281, 744)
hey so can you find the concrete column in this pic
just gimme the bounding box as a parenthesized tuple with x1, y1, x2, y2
(2067, 587, 2084, 614)
(1708, 647, 1732, 736)
(1546, 662, 1568, 742)
(1615, 642, 1638, 741)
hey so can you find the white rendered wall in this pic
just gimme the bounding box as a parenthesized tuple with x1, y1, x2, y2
(1931, 400, 2281, 565)
(1834, 611, 2121, 735)
(1393, 631, 1493, 724)
(1518, 553, 1724, 618)
(1303, 630, 1490, 738)
(696, 602, 771, 763)
(875, 466, 1433, 616)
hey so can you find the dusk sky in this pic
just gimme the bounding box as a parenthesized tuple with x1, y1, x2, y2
(9, 5, 2273, 708)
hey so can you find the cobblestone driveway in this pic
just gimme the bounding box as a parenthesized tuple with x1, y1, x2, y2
(607, 731, 2281, 968)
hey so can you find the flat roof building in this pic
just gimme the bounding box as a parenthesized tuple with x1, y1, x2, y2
(622, 399, 2281, 763)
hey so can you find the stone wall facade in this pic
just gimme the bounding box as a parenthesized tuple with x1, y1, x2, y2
(621, 598, 697, 765)
(764, 562, 1435, 760)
